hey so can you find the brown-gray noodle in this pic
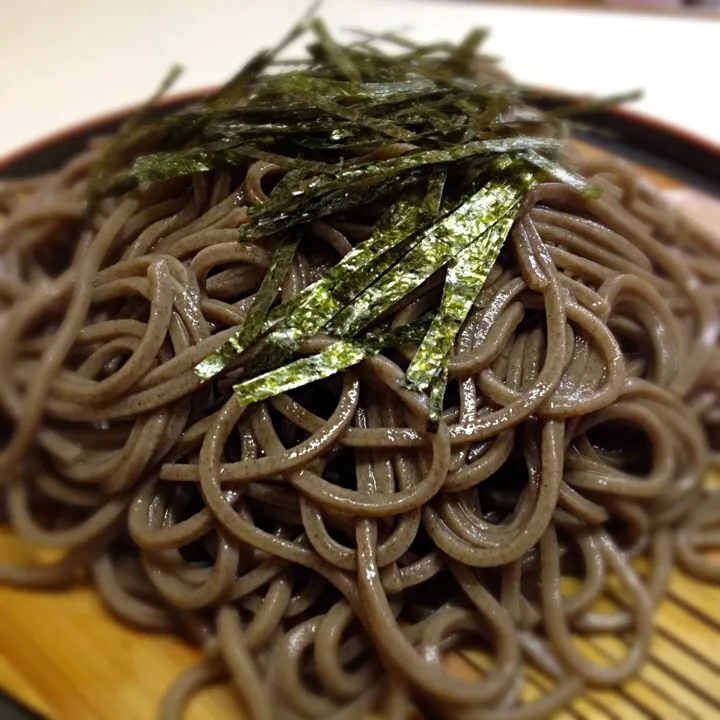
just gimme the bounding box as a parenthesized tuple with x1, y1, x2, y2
(1, 138, 720, 719)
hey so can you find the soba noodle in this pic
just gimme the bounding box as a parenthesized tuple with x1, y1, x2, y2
(1, 35, 720, 720)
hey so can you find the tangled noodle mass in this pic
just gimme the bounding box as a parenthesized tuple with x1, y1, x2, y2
(1, 23, 720, 720)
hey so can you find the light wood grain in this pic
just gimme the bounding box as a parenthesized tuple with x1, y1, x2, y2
(0, 532, 239, 720)
(4, 528, 719, 720)
(1, 151, 719, 720)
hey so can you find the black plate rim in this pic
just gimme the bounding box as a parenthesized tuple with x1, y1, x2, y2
(1, 87, 718, 195)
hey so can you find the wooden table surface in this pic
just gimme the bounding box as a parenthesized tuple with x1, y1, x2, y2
(1, 150, 720, 720)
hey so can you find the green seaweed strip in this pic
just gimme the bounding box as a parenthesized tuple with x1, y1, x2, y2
(247, 194, 432, 373)
(464, 94, 510, 138)
(391, 90, 467, 123)
(308, 19, 362, 82)
(522, 150, 601, 198)
(271, 168, 308, 202)
(348, 29, 424, 52)
(211, 0, 320, 108)
(262, 193, 429, 326)
(440, 28, 488, 75)
(305, 136, 560, 189)
(266, 74, 441, 106)
(427, 358, 450, 424)
(245, 135, 557, 226)
(195, 235, 299, 379)
(329, 228, 419, 305)
(203, 116, 359, 135)
(105, 141, 328, 194)
(425, 165, 448, 216)
(233, 319, 430, 406)
(88, 64, 182, 201)
(328, 194, 429, 292)
(243, 169, 424, 240)
(327, 167, 533, 337)
(277, 79, 416, 141)
(199, 118, 360, 143)
(403, 196, 527, 393)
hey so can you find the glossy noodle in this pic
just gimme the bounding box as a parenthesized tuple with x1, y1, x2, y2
(1, 28, 720, 720)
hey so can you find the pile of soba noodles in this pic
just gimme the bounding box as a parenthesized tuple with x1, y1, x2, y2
(1, 19, 720, 720)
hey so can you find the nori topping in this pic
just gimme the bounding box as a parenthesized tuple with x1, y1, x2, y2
(87, 13, 614, 417)
(195, 235, 300, 380)
(233, 318, 431, 406)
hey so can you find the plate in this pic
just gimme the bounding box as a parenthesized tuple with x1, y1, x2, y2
(1, 100, 720, 720)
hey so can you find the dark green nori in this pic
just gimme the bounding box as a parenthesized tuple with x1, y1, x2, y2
(196, 235, 300, 379)
(88, 14, 612, 416)
(233, 318, 431, 406)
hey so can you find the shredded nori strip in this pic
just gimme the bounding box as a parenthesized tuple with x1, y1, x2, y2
(88, 64, 182, 203)
(195, 235, 299, 379)
(403, 193, 530, 395)
(522, 150, 600, 198)
(241, 170, 426, 240)
(327, 165, 534, 337)
(425, 165, 448, 216)
(86, 14, 621, 417)
(104, 141, 328, 195)
(233, 318, 431, 406)
(275, 81, 416, 141)
(308, 19, 362, 82)
(440, 28, 489, 76)
(265, 74, 443, 106)
(538, 89, 643, 119)
(245, 194, 433, 371)
(282, 136, 559, 190)
(427, 359, 451, 425)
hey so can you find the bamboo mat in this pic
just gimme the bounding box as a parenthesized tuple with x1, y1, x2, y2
(1, 150, 719, 720)
(2, 526, 719, 720)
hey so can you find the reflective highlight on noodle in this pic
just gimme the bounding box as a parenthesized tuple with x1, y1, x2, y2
(1, 18, 719, 720)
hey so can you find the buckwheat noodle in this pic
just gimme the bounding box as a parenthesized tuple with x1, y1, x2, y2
(1, 135, 720, 720)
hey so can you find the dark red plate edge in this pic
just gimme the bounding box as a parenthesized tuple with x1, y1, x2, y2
(1, 86, 718, 185)
(0, 89, 209, 172)
(596, 105, 720, 157)
(2, 78, 719, 720)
